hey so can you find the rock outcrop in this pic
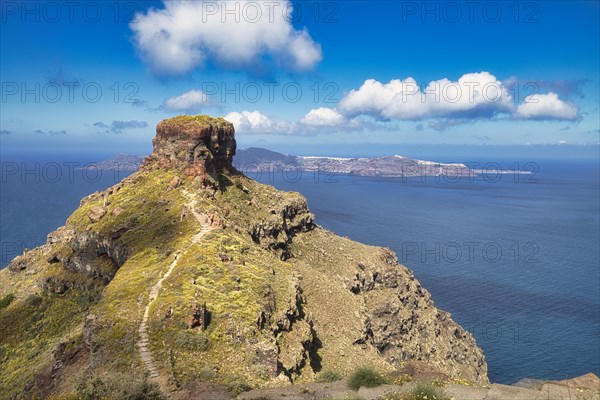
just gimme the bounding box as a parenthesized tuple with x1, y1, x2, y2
(144, 115, 236, 177)
(350, 249, 487, 382)
(249, 197, 315, 260)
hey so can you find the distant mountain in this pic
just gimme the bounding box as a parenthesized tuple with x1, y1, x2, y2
(234, 147, 473, 178)
(89, 148, 529, 178)
(81, 153, 144, 171)
(233, 147, 297, 166)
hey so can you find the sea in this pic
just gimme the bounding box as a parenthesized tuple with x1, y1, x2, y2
(1, 156, 598, 384)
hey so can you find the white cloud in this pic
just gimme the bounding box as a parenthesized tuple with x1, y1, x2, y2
(165, 90, 217, 111)
(336, 72, 579, 123)
(224, 110, 295, 134)
(515, 92, 579, 120)
(339, 72, 515, 120)
(130, 1, 322, 75)
(300, 107, 346, 127)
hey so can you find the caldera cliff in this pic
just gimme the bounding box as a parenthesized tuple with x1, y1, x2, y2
(0, 115, 487, 399)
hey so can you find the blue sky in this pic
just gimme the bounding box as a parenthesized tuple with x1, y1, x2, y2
(1, 0, 599, 158)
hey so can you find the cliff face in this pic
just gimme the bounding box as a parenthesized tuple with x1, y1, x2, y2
(0, 115, 487, 399)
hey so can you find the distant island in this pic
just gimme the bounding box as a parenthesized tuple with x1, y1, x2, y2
(87, 148, 532, 179)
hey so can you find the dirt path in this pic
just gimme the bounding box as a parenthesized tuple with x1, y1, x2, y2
(137, 191, 210, 390)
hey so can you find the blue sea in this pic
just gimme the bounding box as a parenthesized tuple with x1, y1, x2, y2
(1, 157, 598, 384)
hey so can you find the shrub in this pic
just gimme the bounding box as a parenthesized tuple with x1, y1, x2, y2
(174, 330, 209, 351)
(199, 365, 217, 381)
(0, 293, 15, 309)
(347, 367, 388, 390)
(403, 382, 450, 400)
(126, 375, 165, 400)
(75, 373, 166, 400)
(25, 294, 43, 307)
(226, 378, 252, 395)
(250, 363, 271, 380)
(315, 369, 343, 383)
(75, 376, 110, 400)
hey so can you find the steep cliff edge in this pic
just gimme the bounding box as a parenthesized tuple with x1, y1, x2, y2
(0, 115, 487, 399)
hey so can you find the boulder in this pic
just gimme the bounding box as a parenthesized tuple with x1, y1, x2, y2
(88, 206, 107, 223)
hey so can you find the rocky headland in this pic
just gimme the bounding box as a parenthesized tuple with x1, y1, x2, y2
(0, 115, 595, 400)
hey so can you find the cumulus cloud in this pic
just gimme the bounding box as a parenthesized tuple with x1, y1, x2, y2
(224, 110, 295, 134)
(515, 92, 579, 120)
(299, 107, 364, 131)
(300, 107, 346, 127)
(35, 129, 67, 136)
(339, 72, 515, 120)
(224, 108, 376, 135)
(130, 0, 322, 75)
(220, 74, 580, 136)
(165, 90, 218, 112)
(336, 72, 579, 123)
(93, 120, 148, 134)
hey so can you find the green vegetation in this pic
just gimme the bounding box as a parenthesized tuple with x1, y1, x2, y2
(391, 374, 413, 385)
(0, 163, 397, 398)
(0, 293, 15, 309)
(75, 373, 165, 400)
(174, 330, 210, 351)
(315, 369, 343, 383)
(165, 114, 232, 130)
(225, 377, 252, 395)
(169, 114, 228, 124)
(347, 367, 388, 390)
(0, 126, 487, 398)
(199, 365, 218, 381)
(0, 287, 93, 397)
(402, 382, 450, 400)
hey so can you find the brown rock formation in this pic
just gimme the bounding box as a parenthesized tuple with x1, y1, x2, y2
(144, 115, 236, 177)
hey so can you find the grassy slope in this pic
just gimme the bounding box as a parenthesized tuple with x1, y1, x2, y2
(0, 168, 195, 397)
(1, 165, 484, 398)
